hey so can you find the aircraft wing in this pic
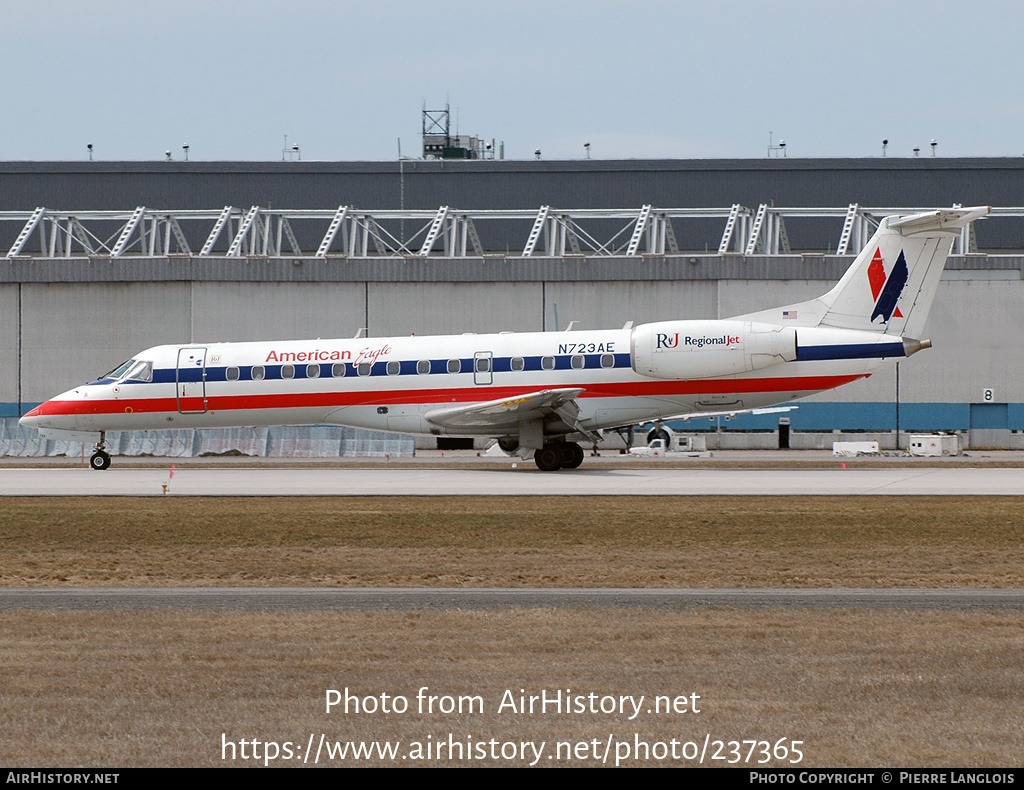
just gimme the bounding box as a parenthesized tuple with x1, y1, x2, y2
(654, 405, 799, 424)
(424, 388, 585, 434)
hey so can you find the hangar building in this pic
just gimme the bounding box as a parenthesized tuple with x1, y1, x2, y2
(1, 157, 1021, 453)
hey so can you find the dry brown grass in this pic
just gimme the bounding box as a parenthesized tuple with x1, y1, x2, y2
(3, 495, 1022, 768)
(2, 608, 1021, 768)
(2, 496, 1023, 587)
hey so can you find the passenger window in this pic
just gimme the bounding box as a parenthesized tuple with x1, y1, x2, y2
(542, 356, 555, 370)
(226, 366, 240, 381)
(387, 360, 401, 376)
(252, 366, 265, 381)
(357, 362, 371, 376)
(571, 355, 585, 369)
(511, 357, 525, 371)
(475, 357, 491, 373)
(601, 353, 614, 368)
(281, 364, 295, 379)
(332, 363, 346, 377)
(447, 359, 461, 374)
(417, 360, 431, 375)
(307, 364, 320, 378)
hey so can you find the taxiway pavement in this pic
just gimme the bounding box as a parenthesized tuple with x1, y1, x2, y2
(1, 466, 1022, 496)
(3, 587, 1023, 611)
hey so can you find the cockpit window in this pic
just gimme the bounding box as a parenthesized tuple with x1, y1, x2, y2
(123, 360, 153, 382)
(103, 359, 136, 379)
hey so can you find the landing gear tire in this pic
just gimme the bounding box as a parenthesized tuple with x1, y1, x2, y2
(498, 438, 520, 453)
(90, 451, 111, 471)
(560, 442, 585, 469)
(535, 445, 564, 472)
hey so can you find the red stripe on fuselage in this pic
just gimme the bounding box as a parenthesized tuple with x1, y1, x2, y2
(40, 374, 865, 417)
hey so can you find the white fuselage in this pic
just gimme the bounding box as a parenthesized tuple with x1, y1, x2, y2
(22, 322, 897, 440)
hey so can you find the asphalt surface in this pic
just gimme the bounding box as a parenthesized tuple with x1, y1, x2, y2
(3, 587, 1023, 611)
(1, 465, 1023, 496)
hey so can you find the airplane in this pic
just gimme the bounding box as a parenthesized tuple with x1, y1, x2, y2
(19, 206, 989, 471)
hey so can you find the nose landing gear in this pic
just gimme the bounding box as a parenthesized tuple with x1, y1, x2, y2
(90, 433, 111, 470)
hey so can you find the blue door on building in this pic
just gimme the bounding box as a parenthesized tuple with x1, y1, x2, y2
(970, 403, 1008, 430)
(969, 402, 1008, 448)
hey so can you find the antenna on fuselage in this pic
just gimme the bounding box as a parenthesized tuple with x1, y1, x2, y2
(354, 327, 367, 338)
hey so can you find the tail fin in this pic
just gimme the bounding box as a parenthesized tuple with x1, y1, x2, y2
(738, 206, 990, 337)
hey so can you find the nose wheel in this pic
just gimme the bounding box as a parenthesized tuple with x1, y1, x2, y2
(90, 433, 111, 470)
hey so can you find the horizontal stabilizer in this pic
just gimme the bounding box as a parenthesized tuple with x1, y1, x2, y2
(888, 206, 991, 234)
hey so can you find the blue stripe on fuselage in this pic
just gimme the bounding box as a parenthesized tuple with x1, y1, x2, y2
(96, 352, 634, 385)
(797, 343, 906, 361)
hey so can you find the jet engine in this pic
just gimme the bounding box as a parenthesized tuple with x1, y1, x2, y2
(631, 320, 797, 380)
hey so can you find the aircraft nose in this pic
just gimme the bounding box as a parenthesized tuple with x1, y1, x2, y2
(19, 404, 46, 429)
(20, 400, 69, 430)
(19, 395, 100, 438)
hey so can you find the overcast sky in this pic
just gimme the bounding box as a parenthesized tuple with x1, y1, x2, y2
(4, 0, 1022, 161)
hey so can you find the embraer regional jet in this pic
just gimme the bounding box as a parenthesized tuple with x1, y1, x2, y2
(21, 206, 989, 471)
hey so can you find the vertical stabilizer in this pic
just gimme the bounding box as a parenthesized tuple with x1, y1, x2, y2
(736, 206, 989, 337)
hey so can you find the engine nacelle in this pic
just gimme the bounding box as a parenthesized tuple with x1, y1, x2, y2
(631, 320, 797, 380)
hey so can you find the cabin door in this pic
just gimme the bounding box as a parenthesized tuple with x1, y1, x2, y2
(176, 347, 208, 414)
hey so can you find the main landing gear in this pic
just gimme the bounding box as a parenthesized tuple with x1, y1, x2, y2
(90, 433, 111, 471)
(534, 442, 584, 472)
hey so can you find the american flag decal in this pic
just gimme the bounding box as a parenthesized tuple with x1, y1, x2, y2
(782, 310, 797, 319)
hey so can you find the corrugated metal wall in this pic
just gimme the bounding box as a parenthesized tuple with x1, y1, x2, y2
(3, 275, 1021, 419)
(1, 158, 1021, 250)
